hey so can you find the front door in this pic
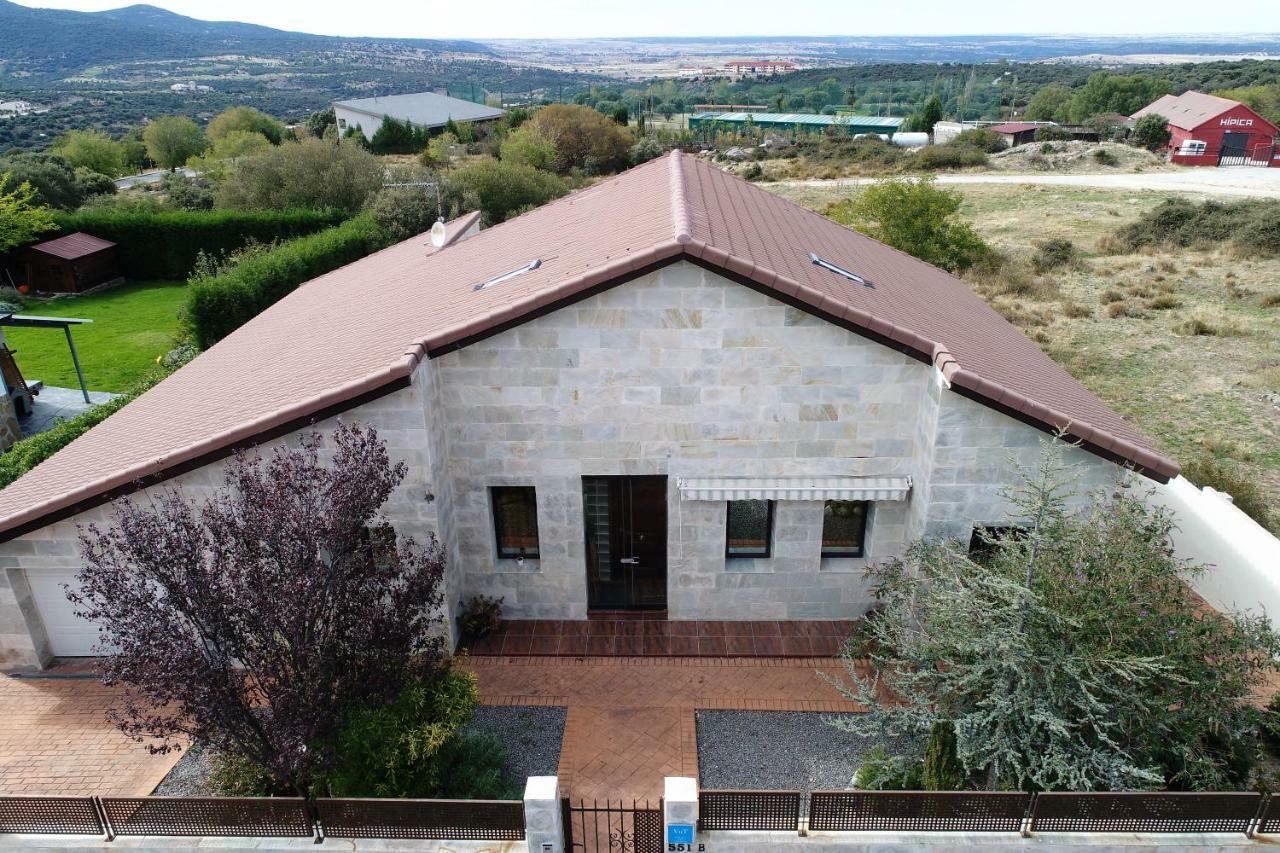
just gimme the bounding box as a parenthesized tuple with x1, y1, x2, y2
(582, 476, 667, 610)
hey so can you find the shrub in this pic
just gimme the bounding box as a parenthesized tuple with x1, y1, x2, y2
(1132, 113, 1172, 151)
(1173, 311, 1245, 337)
(0, 151, 83, 210)
(742, 162, 764, 181)
(499, 124, 557, 171)
(1094, 148, 1120, 167)
(370, 117, 429, 155)
(51, 208, 345, 280)
(209, 749, 291, 797)
(208, 106, 284, 146)
(1034, 125, 1072, 142)
(527, 104, 633, 174)
(1061, 300, 1092, 318)
(444, 158, 568, 225)
(1031, 238, 1079, 273)
(457, 594, 504, 640)
(217, 138, 384, 213)
(434, 732, 521, 799)
(367, 186, 438, 244)
(854, 746, 924, 790)
(913, 144, 988, 170)
(1106, 300, 1138, 318)
(73, 168, 116, 199)
(1147, 293, 1180, 310)
(161, 172, 214, 211)
(1181, 455, 1278, 534)
(826, 177, 992, 273)
(143, 116, 207, 170)
(922, 721, 965, 791)
(951, 128, 1007, 153)
(53, 129, 126, 178)
(187, 213, 386, 348)
(324, 667, 481, 798)
(1106, 198, 1280, 258)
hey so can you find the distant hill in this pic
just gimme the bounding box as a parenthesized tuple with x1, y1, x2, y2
(0, 1, 493, 75)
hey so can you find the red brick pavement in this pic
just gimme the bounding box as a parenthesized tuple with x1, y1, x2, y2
(463, 655, 867, 801)
(0, 671, 181, 796)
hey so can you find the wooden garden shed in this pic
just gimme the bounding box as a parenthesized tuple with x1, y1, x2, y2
(20, 232, 121, 294)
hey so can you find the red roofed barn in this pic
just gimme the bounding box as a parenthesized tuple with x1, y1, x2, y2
(0, 153, 1178, 668)
(1132, 91, 1279, 167)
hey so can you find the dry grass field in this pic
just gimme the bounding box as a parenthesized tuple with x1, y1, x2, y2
(770, 182, 1280, 514)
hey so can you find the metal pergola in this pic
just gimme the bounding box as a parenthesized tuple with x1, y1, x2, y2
(0, 313, 93, 404)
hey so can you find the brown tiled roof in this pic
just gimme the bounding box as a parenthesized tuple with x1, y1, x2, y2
(989, 122, 1042, 134)
(28, 232, 115, 261)
(1132, 91, 1277, 133)
(0, 153, 1177, 539)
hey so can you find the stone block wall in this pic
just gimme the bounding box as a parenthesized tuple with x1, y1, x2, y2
(0, 381, 438, 669)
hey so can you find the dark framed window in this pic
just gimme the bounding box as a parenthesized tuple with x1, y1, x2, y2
(360, 524, 398, 570)
(491, 486, 540, 559)
(725, 499, 774, 558)
(968, 525, 1028, 563)
(821, 500, 868, 558)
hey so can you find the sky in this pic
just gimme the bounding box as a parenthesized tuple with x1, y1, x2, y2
(10, 0, 1280, 39)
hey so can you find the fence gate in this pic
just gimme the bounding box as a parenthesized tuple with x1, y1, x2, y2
(562, 798, 662, 853)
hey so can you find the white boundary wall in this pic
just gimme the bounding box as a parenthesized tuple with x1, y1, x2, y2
(1145, 476, 1280, 619)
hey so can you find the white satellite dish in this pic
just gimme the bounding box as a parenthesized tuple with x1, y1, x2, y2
(428, 219, 447, 249)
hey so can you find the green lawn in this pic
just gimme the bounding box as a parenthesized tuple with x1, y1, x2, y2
(4, 281, 186, 393)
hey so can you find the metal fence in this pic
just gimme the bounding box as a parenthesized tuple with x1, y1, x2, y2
(809, 790, 1031, 833)
(699, 789, 801, 831)
(316, 797, 525, 840)
(1029, 792, 1263, 834)
(0, 795, 523, 842)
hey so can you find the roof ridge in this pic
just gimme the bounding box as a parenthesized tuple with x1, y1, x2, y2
(669, 150, 692, 245)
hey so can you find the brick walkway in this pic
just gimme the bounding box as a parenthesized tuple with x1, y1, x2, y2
(0, 672, 181, 796)
(464, 655, 867, 801)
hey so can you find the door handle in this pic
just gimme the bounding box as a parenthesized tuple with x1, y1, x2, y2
(620, 557, 639, 565)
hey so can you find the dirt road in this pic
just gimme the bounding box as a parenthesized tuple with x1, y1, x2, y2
(769, 166, 1280, 198)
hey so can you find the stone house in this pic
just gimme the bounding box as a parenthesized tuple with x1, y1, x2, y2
(0, 153, 1177, 668)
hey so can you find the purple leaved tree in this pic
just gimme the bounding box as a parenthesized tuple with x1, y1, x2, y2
(69, 422, 446, 796)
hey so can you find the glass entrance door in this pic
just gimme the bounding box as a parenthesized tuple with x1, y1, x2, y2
(582, 476, 667, 610)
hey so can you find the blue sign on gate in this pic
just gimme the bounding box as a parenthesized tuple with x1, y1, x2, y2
(667, 823, 695, 844)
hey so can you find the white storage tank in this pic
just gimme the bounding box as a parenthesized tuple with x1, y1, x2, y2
(892, 132, 929, 148)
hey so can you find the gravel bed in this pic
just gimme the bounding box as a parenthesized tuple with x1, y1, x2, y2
(151, 705, 566, 796)
(152, 743, 214, 796)
(464, 705, 567, 786)
(696, 710, 910, 797)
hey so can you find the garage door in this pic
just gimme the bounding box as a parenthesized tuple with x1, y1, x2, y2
(26, 570, 101, 657)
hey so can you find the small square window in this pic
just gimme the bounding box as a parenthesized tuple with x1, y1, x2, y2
(491, 486, 540, 560)
(821, 500, 868, 558)
(725, 500, 774, 558)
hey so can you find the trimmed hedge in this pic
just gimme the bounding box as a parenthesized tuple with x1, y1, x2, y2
(188, 214, 387, 349)
(52, 208, 347, 280)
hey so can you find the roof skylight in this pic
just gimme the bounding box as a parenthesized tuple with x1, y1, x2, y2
(810, 253, 873, 288)
(473, 259, 542, 292)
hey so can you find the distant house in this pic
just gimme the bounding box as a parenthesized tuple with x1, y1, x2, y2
(1133, 91, 1279, 166)
(18, 233, 121, 294)
(989, 122, 1044, 147)
(333, 92, 505, 142)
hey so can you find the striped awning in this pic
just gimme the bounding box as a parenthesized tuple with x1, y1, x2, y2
(677, 476, 911, 502)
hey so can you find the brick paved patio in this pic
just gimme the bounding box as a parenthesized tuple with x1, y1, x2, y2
(467, 619, 856, 657)
(463, 655, 867, 801)
(0, 670, 181, 796)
